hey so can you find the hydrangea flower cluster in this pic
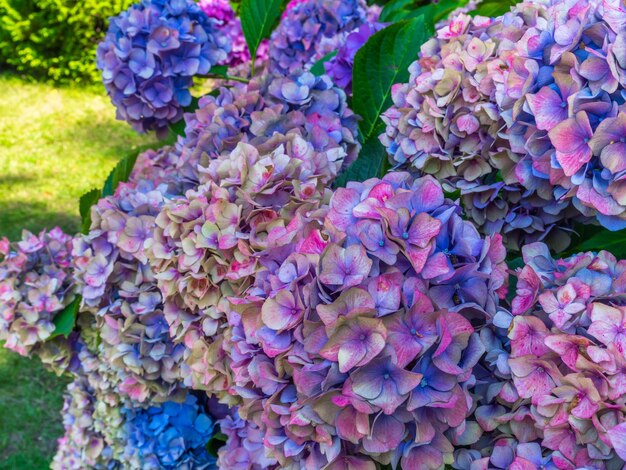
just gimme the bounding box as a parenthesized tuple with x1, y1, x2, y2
(52, 329, 227, 470)
(216, 409, 277, 469)
(324, 22, 386, 94)
(122, 394, 217, 469)
(0, 228, 75, 357)
(496, 0, 626, 231)
(268, 0, 372, 76)
(72, 146, 188, 402)
(198, 0, 269, 69)
(172, 71, 359, 182)
(381, 5, 588, 252)
(146, 71, 358, 396)
(501, 243, 626, 468)
(148, 133, 340, 400)
(96, 0, 231, 136)
(53, 376, 121, 470)
(216, 173, 508, 467)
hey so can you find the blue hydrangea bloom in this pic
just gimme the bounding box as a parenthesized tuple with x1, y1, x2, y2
(123, 394, 217, 469)
(96, 0, 231, 136)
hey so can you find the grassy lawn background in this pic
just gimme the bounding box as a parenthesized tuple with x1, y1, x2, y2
(0, 74, 155, 469)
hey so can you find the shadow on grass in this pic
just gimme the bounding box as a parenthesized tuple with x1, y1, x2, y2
(0, 201, 80, 241)
(65, 114, 159, 158)
(0, 175, 35, 186)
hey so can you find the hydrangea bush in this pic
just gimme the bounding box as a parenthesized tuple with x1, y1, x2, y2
(8, 0, 626, 468)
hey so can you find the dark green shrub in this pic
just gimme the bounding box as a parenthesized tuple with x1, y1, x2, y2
(0, 0, 135, 83)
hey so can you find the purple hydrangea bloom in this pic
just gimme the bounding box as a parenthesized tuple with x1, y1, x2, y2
(268, 0, 372, 76)
(146, 71, 359, 399)
(0, 228, 76, 358)
(495, 0, 626, 231)
(210, 173, 508, 467)
(96, 0, 231, 136)
(166, 72, 359, 187)
(198, 0, 269, 68)
(148, 132, 340, 400)
(391, 0, 626, 235)
(324, 22, 386, 94)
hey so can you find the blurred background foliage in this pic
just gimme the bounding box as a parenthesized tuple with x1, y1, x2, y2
(0, 0, 135, 83)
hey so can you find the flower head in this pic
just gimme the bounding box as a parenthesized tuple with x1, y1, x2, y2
(97, 0, 231, 135)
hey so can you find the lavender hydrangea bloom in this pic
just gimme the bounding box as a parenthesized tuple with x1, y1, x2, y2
(167, 72, 359, 186)
(324, 22, 386, 94)
(503, 243, 626, 467)
(217, 409, 278, 469)
(96, 0, 231, 136)
(0, 228, 76, 357)
(198, 0, 269, 68)
(380, 7, 588, 251)
(214, 173, 508, 467)
(73, 146, 188, 403)
(268, 0, 371, 76)
(495, 0, 626, 231)
(122, 394, 217, 469)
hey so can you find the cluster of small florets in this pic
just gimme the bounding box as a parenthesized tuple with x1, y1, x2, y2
(198, 0, 268, 68)
(381, 5, 588, 252)
(52, 331, 225, 470)
(72, 147, 188, 403)
(324, 22, 385, 94)
(171, 71, 360, 185)
(496, 0, 626, 231)
(268, 0, 371, 75)
(0, 228, 75, 357)
(96, 0, 231, 136)
(52, 376, 122, 470)
(501, 243, 626, 468)
(146, 71, 358, 398)
(383, 0, 626, 247)
(216, 409, 277, 469)
(122, 394, 218, 469)
(148, 133, 338, 400)
(217, 173, 508, 467)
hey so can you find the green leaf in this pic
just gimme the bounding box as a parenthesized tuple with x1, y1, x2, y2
(566, 229, 626, 259)
(79, 188, 100, 235)
(352, 17, 429, 142)
(48, 296, 80, 340)
(339, 16, 428, 184)
(101, 151, 140, 198)
(239, 0, 286, 66)
(335, 129, 388, 186)
(206, 431, 228, 457)
(380, 0, 467, 24)
(470, 0, 518, 17)
(310, 51, 338, 76)
(379, 0, 418, 22)
(506, 257, 523, 304)
(209, 65, 229, 77)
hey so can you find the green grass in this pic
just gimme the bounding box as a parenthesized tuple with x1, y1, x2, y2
(0, 74, 155, 469)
